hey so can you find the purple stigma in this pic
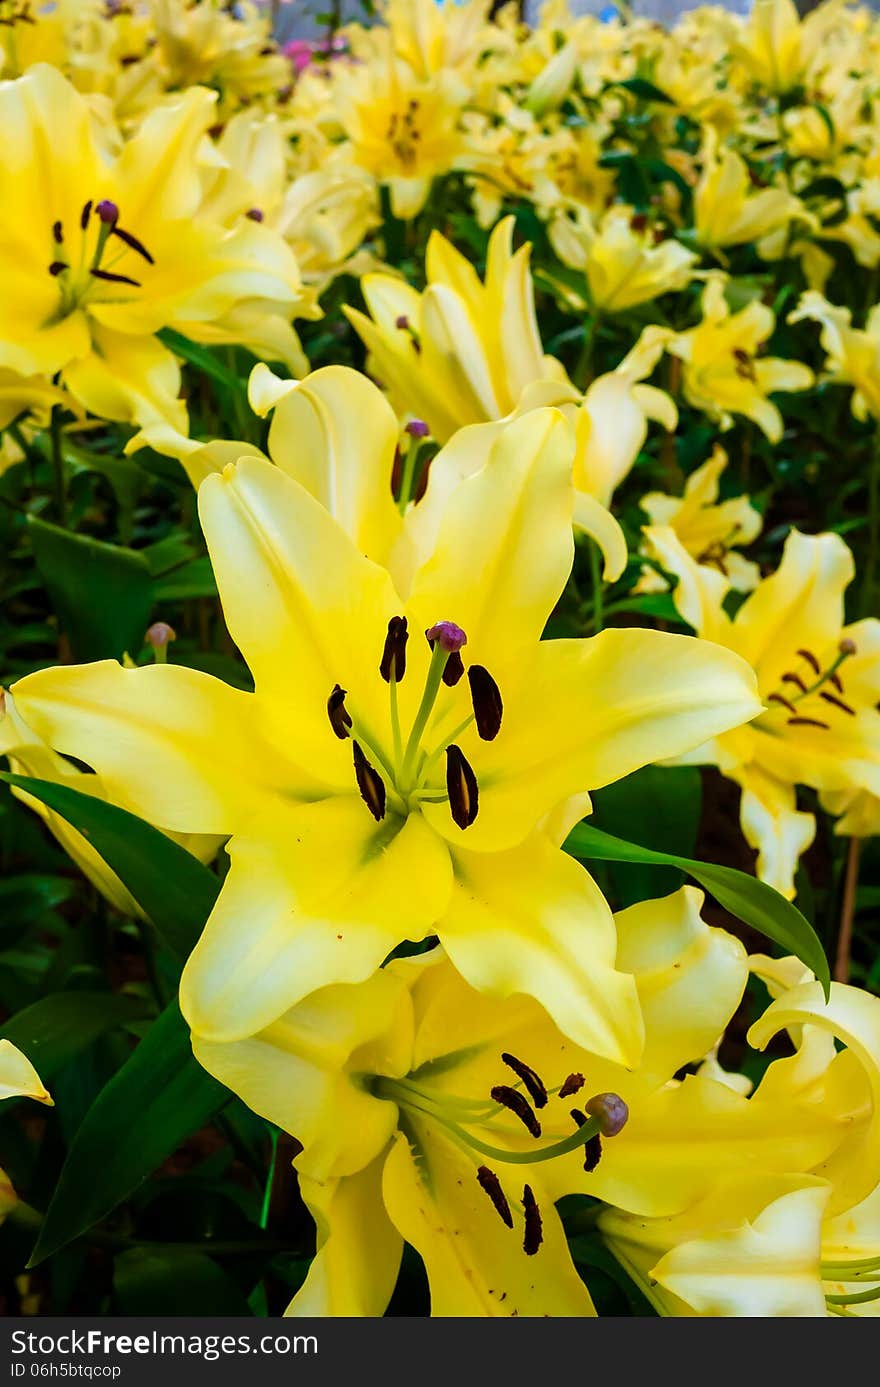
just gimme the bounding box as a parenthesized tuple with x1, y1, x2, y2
(246, 207, 264, 222)
(426, 621, 467, 653)
(585, 1092, 629, 1138)
(96, 200, 119, 225)
(405, 418, 429, 439)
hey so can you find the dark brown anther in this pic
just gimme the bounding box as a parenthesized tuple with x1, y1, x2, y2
(246, 207, 264, 222)
(490, 1085, 541, 1138)
(522, 1185, 543, 1256)
(796, 648, 821, 675)
(442, 650, 465, 687)
(90, 268, 141, 287)
(379, 615, 408, 683)
(327, 684, 352, 740)
(782, 672, 808, 693)
(569, 1108, 602, 1168)
(558, 1072, 585, 1098)
(501, 1053, 548, 1109)
(80, 200, 93, 230)
(112, 224, 155, 264)
(446, 744, 479, 829)
(733, 349, 756, 382)
(477, 1166, 513, 1229)
(353, 741, 386, 821)
(819, 691, 856, 716)
(583, 1134, 602, 1172)
(630, 212, 648, 233)
(52, 220, 63, 244)
(767, 692, 797, 713)
(787, 715, 830, 730)
(48, 261, 67, 276)
(468, 665, 503, 741)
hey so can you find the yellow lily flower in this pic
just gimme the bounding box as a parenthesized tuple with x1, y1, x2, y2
(0, 64, 302, 428)
(336, 58, 465, 219)
(0, 686, 222, 918)
(150, 0, 289, 114)
(192, 885, 748, 1316)
(599, 977, 880, 1315)
(364, 0, 498, 81)
(789, 291, 880, 421)
(733, 0, 846, 93)
(345, 217, 569, 443)
(11, 408, 760, 1056)
(345, 221, 667, 577)
(0, 367, 70, 433)
(638, 445, 762, 594)
(0, 1040, 52, 1222)
(668, 274, 814, 442)
(643, 524, 880, 897)
(548, 206, 697, 314)
(694, 130, 809, 252)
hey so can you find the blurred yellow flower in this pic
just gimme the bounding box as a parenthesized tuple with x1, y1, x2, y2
(549, 206, 697, 314)
(669, 275, 813, 441)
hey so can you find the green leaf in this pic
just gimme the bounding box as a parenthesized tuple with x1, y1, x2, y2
(615, 77, 675, 104)
(29, 1001, 229, 1265)
(0, 774, 219, 959)
(0, 991, 149, 1077)
(154, 556, 217, 600)
(157, 329, 243, 392)
(565, 821, 830, 995)
(28, 517, 154, 661)
(113, 1247, 253, 1315)
(589, 766, 701, 907)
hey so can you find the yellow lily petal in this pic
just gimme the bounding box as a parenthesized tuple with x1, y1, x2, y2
(191, 969, 411, 1180)
(748, 980, 880, 1214)
(615, 886, 748, 1083)
(0, 1041, 52, 1107)
(438, 832, 644, 1068)
(180, 797, 453, 1042)
(730, 763, 816, 899)
(382, 1127, 596, 1317)
(572, 492, 628, 582)
(11, 661, 278, 836)
(63, 325, 186, 430)
(643, 525, 732, 643)
(250, 365, 402, 567)
(405, 409, 575, 668)
(290, 1163, 403, 1318)
(198, 455, 401, 759)
(459, 629, 760, 849)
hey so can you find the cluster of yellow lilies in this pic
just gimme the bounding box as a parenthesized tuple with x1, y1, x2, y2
(1, 0, 880, 1318)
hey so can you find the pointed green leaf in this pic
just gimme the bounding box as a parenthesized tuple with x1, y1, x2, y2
(28, 1001, 228, 1266)
(0, 773, 219, 959)
(565, 822, 830, 996)
(0, 991, 149, 1077)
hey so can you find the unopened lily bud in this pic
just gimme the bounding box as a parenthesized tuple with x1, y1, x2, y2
(405, 418, 430, 439)
(426, 621, 467, 654)
(584, 1092, 629, 1137)
(524, 41, 578, 116)
(96, 199, 119, 225)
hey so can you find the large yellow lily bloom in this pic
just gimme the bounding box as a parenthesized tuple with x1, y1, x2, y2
(549, 206, 698, 315)
(192, 886, 749, 1317)
(669, 274, 814, 442)
(637, 445, 762, 594)
(12, 407, 759, 1057)
(693, 130, 808, 253)
(644, 524, 880, 897)
(598, 976, 880, 1315)
(0, 64, 302, 428)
